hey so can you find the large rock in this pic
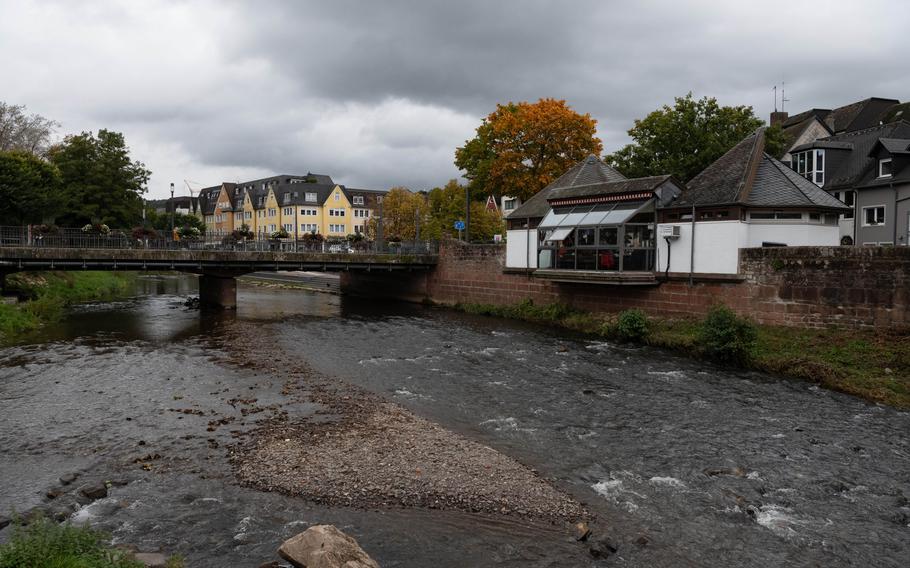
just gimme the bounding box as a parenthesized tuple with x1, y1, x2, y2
(278, 525, 379, 568)
(78, 483, 108, 500)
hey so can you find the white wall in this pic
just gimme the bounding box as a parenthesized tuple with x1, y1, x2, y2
(506, 229, 538, 268)
(745, 223, 840, 247)
(656, 221, 747, 275)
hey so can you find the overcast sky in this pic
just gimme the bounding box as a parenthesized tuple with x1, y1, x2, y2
(1, 0, 907, 198)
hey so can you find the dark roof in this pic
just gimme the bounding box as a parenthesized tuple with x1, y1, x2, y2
(873, 138, 910, 155)
(198, 185, 223, 215)
(824, 97, 899, 133)
(880, 102, 910, 125)
(673, 129, 849, 211)
(819, 121, 910, 189)
(781, 115, 830, 149)
(790, 140, 853, 152)
(782, 108, 831, 129)
(547, 175, 674, 201)
(507, 155, 626, 219)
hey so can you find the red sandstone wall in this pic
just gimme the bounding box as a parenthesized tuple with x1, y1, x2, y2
(420, 240, 909, 329)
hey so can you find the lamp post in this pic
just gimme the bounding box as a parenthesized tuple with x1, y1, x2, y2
(169, 182, 175, 239)
(376, 196, 384, 252)
(465, 185, 471, 243)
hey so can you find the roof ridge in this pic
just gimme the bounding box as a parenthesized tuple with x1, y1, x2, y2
(736, 130, 765, 202)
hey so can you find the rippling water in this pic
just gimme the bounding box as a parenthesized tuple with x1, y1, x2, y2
(1, 274, 908, 567)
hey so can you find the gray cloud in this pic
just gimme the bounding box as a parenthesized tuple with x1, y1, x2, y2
(1, 0, 907, 198)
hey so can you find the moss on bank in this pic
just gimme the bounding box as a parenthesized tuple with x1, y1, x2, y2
(0, 271, 135, 342)
(456, 300, 910, 409)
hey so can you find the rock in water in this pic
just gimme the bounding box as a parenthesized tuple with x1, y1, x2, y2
(59, 473, 79, 485)
(278, 525, 380, 568)
(78, 483, 108, 500)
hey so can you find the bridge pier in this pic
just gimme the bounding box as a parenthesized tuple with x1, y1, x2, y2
(199, 274, 237, 310)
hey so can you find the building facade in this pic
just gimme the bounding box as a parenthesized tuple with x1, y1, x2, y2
(199, 174, 386, 238)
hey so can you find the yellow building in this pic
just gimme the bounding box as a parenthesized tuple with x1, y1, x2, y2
(200, 174, 386, 239)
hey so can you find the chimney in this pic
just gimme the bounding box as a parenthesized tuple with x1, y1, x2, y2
(770, 111, 789, 127)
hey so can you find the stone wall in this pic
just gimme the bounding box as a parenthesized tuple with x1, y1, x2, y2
(343, 240, 910, 329)
(418, 241, 910, 327)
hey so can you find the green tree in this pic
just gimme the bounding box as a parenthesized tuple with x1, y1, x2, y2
(455, 98, 602, 202)
(143, 206, 205, 234)
(764, 124, 789, 160)
(49, 129, 151, 227)
(424, 179, 504, 241)
(606, 93, 765, 182)
(366, 187, 427, 241)
(0, 150, 63, 225)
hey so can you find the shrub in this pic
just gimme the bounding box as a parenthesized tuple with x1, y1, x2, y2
(0, 517, 142, 568)
(699, 305, 757, 364)
(616, 309, 650, 342)
(269, 228, 289, 239)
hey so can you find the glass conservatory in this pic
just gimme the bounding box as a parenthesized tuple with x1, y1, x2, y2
(537, 200, 656, 272)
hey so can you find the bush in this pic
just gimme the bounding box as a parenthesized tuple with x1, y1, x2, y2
(699, 305, 757, 364)
(616, 309, 649, 342)
(0, 517, 142, 568)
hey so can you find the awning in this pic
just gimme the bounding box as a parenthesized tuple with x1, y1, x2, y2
(544, 227, 573, 242)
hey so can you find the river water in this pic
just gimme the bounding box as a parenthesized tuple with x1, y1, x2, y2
(1, 275, 908, 567)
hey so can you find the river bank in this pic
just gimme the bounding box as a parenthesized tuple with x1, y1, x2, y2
(0, 271, 135, 343)
(455, 300, 910, 409)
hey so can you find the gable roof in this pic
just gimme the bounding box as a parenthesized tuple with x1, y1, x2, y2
(507, 155, 627, 219)
(824, 97, 899, 133)
(872, 138, 910, 155)
(672, 128, 849, 211)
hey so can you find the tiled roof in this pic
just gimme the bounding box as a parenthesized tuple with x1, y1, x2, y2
(673, 129, 849, 211)
(547, 175, 673, 201)
(507, 155, 626, 219)
(874, 138, 910, 154)
(823, 97, 899, 133)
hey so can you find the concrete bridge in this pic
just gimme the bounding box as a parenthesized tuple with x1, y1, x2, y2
(0, 246, 437, 308)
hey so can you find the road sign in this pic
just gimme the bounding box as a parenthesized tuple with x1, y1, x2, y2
(454, 220, 465, 230)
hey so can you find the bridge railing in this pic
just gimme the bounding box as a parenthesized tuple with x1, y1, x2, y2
(0, 226, 438, 256)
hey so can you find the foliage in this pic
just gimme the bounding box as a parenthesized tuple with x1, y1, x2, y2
(81, 223, 110, 235)
(0, 150, 63, 225)
(365, 187, 426, 241)
(144, 208, 205, 234)
(0, 101, 59, 156)
(269, 227, 289, 239)
(346, 233, 365, 242)
(0, 517, 142, 568)
(131, 226, 159, 240)
(455, 98, 602, 202)
(763, 124, 789, 160)
(232, 224, 254, 240)
(605, 93, 765, 182)
(33, 224, 60, 235)
(698, 305, 757, 364)
(176, 226, 200, 239)
(423, 179, 504, 242)
(301, 231, 324, 243)
(615, 309, 650, 342)
(49, 129, 150, 228)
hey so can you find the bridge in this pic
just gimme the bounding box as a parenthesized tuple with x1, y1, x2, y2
(0, 228, 438, 308)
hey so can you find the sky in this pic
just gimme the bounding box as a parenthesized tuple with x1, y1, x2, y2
(1, 0, 908, 199)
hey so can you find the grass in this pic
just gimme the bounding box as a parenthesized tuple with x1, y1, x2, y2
(0, 517, 141, 568)
(0, 518, 185, 568)
(0, 271, 135, 343)
(455, 299, 910, 409)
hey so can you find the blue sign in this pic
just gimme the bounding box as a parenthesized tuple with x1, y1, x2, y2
(454, 220, 465, 230)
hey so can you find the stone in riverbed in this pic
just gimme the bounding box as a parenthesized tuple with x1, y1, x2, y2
(0, 515, 10, 530)
(78, 483, 108, 500)
(588, 536, 618, 558)
(278, 525, 379, 568)
(59, 472, 79, 485)
(133, 552, 169, 567)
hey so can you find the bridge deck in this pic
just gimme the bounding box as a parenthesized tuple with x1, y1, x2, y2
(0, 247, 437, 273)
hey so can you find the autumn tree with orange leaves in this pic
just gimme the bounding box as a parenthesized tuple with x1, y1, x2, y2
(455, 98, 602, 202)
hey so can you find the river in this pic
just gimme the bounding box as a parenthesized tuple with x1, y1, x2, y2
(1, 274, 908, 567)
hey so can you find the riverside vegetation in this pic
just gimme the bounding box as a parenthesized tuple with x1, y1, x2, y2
(0, 271, 135, 342)
(458, 300, 910, 409)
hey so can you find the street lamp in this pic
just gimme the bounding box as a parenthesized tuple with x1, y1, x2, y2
(465, 185, 471, 243)
(170, 182, 175, 238)
(376, 196, 384, 252)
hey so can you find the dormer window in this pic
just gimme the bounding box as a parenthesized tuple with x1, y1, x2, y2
(305, 192, 317, 202)
(353, 195, 364, 205)
(792, 149, 824, 186)
(879, 158, 893, 178)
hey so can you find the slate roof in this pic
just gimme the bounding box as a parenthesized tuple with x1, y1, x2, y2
(824, 97, 899, 133)
(506, 155, 627, 219)
(874, 138, 910, 155)
(547, 175, 674, 201)
(814, 121, 910, 189)
(672, 129, 849, 211)
(880, 102, 910, 125)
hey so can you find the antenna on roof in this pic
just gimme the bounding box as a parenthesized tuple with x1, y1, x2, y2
(781, 81, 790, 112)
(773, 85, 778, 112)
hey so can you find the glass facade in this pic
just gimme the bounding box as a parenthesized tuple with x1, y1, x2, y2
(537, 201, 656, 272)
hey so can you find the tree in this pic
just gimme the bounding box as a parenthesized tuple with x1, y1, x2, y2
(455, 98, 602, 202)
(0, 102, 59, 156)
(764, 124, 789, 160)
(0, 151, 63, 225)
(49, 129, 151, 227)
(143, 206, 205, 234)
(366, 187, 427, 241)
(605, 93, 765, 182)
(424, 179, 504, 241)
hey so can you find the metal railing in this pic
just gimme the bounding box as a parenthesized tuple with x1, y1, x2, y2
(0, 226, 438, 256)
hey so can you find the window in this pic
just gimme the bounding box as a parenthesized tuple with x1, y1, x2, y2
(283, 207, 294, 216)
(301, 223, 318, 233)
(329, 208, 346, 217)
(834, 191, 855, 219)
(268, 208, 276, 217)
(791, 149, 825, 186)
(863, 205, 885, 226)
(245, 211, 252, 220)
(879, 158, 893, 178)
(283, 223, 293, 232)
(269, 224, 276, 232)
(305, 192, 317, 202)
(334, 192, 340, 201)
(749, 211, 804, 221)
(354, 209, 369, 218)
(353, 196, 364, 205)
(503, 198, 517, 211)
(282, 193, 291, 204)
(329, 224, 345, 233)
